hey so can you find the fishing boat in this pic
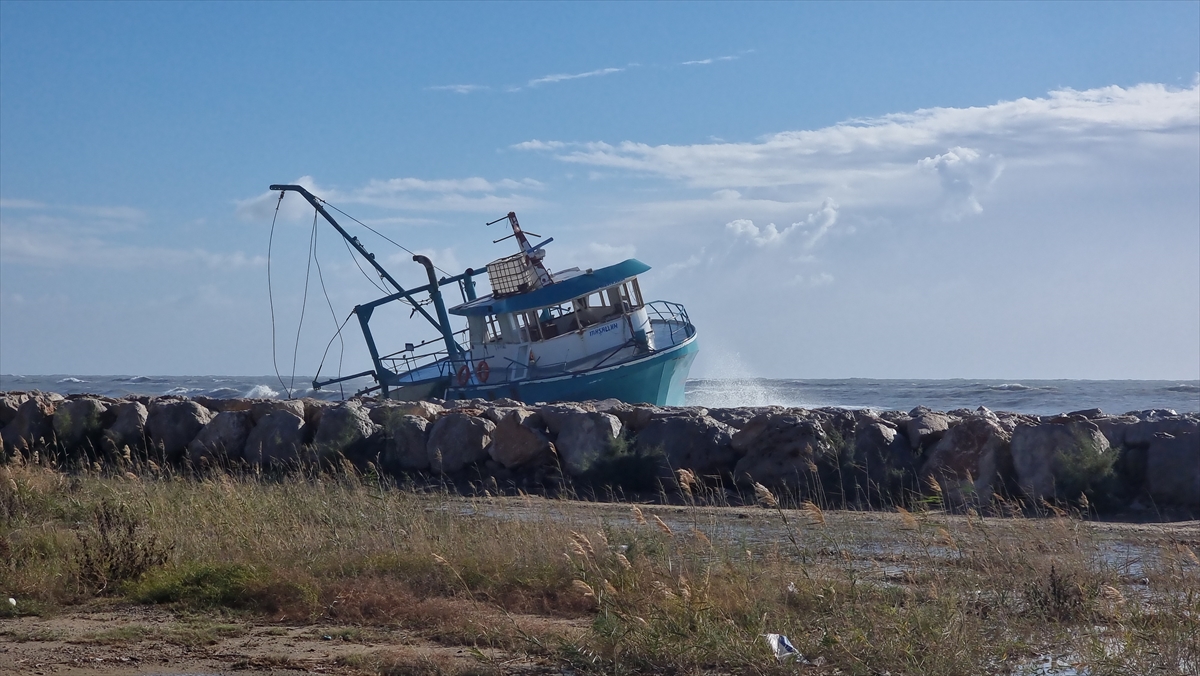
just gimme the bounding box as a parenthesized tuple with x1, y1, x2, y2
(270, 184, 698, 405)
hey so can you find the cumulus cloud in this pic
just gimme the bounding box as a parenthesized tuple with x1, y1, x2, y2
(726, 199, 839, 248)
(917, 147, 1003, 219)
(513, 82, 1199, 214)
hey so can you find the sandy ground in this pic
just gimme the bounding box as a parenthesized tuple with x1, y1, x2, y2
(0, 602, 577, 675)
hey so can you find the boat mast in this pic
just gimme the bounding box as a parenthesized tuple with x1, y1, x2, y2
(488, 212, 553, 288)
(269, 185, 465, 392)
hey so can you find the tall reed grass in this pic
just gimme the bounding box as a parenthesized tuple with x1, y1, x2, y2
(1, 455, 1196, 675)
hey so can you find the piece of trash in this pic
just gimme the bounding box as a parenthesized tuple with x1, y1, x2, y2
(763, 633, 801, 662)
(7, 598, 15, 607)
(322, 635, 332, 640)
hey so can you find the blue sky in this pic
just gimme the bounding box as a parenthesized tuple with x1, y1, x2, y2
(1, 1, 1198, 380)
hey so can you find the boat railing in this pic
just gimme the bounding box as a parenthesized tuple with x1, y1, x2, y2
(645, 300, 696, 348)
(378, 328, 472, 383)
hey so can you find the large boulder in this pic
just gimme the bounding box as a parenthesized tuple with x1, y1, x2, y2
(52, 398, 112, 454)
(921, 414, 1012, 507)
(848, 417, 917, 502)
(369, 407, 430, 472)
(102, 401, 148, 456)
(731, 413, 832, 489)
(427, 413, 494, 474)
(381, 401, 444, 422)
(1011, 420, 1113, 503)
(633, 413, 736, 476)
(1, 393, 62, 454)
(187, 410, 254, 465)
(907, 407, 951, 451)
(553, 411, 622, 476)
(0, 392, 31, 428)
(1123, 415, 1200, 448)
(312, 400, 380, 462)
(146, 400, 214, 462)
(243, 410, 307, 466)
(488, 408, 552, 469)
(1145, 432, 1200, 509)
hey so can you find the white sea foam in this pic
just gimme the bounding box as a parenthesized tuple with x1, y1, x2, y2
(245, 384, 281, 399)
(988, 383, 1033, 391)
(164, 387, 201, 396)
(56, 377, 88, 383)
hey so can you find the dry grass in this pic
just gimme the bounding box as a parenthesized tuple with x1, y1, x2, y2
(1, 460, 1197, 675)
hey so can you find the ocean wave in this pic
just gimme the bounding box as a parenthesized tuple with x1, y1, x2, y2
(163, 387, 202, 396)
(56, 377, 88, 384)
(987, 383, 1033, 391)
(1165, 384, 1200, 393)
(245, 384, 281, 399)
(206, 387, 242, 398)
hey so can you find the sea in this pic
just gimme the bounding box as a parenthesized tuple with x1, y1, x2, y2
(1, 374, 1196, 416)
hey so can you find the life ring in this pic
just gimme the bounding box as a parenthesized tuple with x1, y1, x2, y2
(475, 360, 491, 383)
(456, 364, 471, 386)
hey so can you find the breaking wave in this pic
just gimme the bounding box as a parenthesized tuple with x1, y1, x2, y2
(245, 384, 281, 399)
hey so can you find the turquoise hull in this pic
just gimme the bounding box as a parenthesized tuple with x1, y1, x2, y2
(445, 335, 698, 406)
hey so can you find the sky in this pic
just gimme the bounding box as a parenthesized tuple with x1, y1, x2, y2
(1, 1, 1198, 381)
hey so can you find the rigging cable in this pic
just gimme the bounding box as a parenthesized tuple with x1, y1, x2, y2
(310, 219, 347, 399)
(323, 200, 454, 278)
(289, 209, 319, 398)
(341, 233, 389, 295)
(314, 311, 355, 400)
(267, 192, 289, 398)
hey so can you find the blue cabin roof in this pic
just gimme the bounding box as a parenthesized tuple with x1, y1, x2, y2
(449, 258, 651, 317)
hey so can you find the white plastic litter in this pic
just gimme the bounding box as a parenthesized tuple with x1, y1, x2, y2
(7, 597, 15, 607)
(763, 633, 800, 662)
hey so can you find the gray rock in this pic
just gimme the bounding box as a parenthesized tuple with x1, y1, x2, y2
(731, 413, 831, 487)
(538, 403, 593, 436)
(1145, 432, 1199, 509)
(52, 398, 111, 453)
(371, 399, 444, 423)
(146, 400, 214, 462)
(312, 401, 380, 460)
(187, 410, 254, 465)
(371, 408, 430, 472)
(1011, 420, 1112, 502)
(427, 413, 494, 473)
(634, 413, 736, 476)
(907, 407, 951, 451)
(244, 410, 307, 466)
(921, 415, 1012, 507)
(0, 392, 31, 427)
(1123, 416, 1200, 448)
(1, 393, 61, 454)
(249, 399, 306, 424)
(102, 401, 148, 456)
(850, 417, 917, 500)
(488, 408, 552, 469)
(554, 411, 622, 476)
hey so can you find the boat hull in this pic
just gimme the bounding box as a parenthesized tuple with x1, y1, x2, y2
(445, 334, 698, 406)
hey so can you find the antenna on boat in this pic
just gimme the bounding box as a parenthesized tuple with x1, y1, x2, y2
(486, 211, 553, 288)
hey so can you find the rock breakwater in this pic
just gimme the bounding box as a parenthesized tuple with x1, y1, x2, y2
(2, 391, 1197, 516)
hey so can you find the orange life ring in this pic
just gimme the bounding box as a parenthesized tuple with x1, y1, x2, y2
(456, 364, 471, 386)
(475, 360, 491, 383)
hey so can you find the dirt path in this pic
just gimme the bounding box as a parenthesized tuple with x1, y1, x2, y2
(1, 602, 574, 675)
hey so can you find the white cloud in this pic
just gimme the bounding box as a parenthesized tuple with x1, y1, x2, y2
(513, 82, 1199, 205)
(682, 55, 738, 66)
(524, 67, 624, 89)
(428, 84, 488, 94)
(236, 174, 545, 220)
(917, 147, 1003, 219)
(726, 199, 839, 248)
